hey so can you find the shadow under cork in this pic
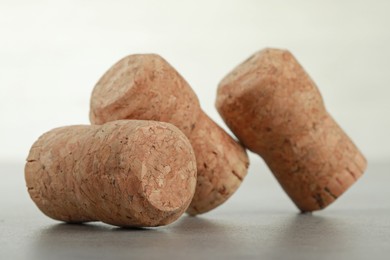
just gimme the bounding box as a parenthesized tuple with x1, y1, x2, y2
(27, 222, 157, 260)
(259, 212, 355, 260)
(28, 212, 368, 260)
(27, 216, 232, 260)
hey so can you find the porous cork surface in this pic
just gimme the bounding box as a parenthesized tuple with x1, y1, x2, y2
(25, 120, 197, 227)
(90, 54, 249, 215)
(216, 48, 367, 212)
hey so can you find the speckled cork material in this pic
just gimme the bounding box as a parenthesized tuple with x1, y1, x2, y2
(216, 48, 367, 212)
(90, 54, 249, 215)
(25, 120, 197, 227)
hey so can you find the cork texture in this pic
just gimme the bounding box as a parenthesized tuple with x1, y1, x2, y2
(216, 48, 367, 212)
(25, 120, 197, 227)
(90, 54, 249, 215)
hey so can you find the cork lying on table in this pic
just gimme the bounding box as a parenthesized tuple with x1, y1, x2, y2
(25, 120, 197, 227)
(90, 54, 249, 215)
(216, 48, 367, 212)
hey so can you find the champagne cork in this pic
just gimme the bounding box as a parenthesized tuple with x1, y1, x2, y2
(216, 48, 367, 212)
(90, 54, 249, 215)
(25, 120, 197, 227)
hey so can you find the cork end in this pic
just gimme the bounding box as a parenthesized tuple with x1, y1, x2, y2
(89, 53, 165, 124)
(310, 153, 367, 212)
(140, 159, 195, 213)
(136, 122, 197, 217)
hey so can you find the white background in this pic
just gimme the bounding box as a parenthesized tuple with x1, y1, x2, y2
(1, 0, 389, 163)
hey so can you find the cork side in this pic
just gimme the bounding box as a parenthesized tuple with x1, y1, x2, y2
(216, 48, 367, 211)
(263, 115, 367, 212)
(217, 48, 325, 153)
(186, 112, 249, 215)
(25, 120, 197, 227)
(25, 125, 99, 223)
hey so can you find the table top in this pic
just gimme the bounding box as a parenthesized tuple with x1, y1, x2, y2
(1, 160, 389, 260)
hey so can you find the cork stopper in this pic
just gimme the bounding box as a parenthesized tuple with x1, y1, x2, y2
(216, 48, 367, 212)
(90, 54, 249, 215)
(25, 120, 197, 227)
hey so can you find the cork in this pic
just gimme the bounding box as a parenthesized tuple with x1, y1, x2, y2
(216, 48, 367, 212)
(25, 120, 197, 227)
(90, 54, 249, 215)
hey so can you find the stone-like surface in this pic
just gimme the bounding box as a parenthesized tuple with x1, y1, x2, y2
(25, 120, 197, 227)
(90, 54, 249, 215)
(216, 48, 367, 212)
(1, 161, 388, 260)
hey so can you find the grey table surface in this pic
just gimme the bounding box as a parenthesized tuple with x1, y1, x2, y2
(1, 160, 389, 260)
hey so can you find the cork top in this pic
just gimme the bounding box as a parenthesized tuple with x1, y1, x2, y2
(91, 54, 144, 111)
(90, 54, 157, 123)
(135, 122, 198, 213)
(89, 54, 201, 136)
(218, 48, 324, 107)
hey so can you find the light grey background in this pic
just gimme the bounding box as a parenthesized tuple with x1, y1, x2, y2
(0, 0, 389, 163)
